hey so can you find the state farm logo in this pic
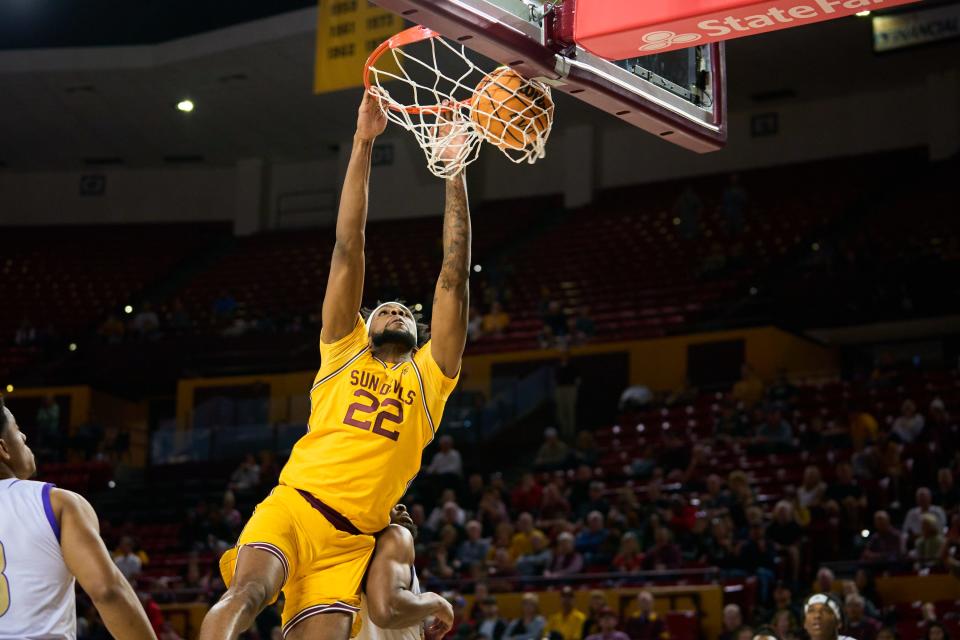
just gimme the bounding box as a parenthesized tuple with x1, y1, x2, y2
(638, 30, 702, 51)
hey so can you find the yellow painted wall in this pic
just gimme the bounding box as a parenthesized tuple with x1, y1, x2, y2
(175, 326, 838, 425)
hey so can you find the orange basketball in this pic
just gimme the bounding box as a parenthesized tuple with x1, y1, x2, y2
(471, 67, 553, 151)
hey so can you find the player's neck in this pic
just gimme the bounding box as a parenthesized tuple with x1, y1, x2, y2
(0, 465, 16, 481)
(372, 344, 412, 364)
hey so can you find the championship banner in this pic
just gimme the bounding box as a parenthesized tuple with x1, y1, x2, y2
(314, 0, 401, 94)
(873, 3, 960, 52)
(571, 0, 922, 58)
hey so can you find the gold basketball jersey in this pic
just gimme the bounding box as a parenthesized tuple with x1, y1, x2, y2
(279, 316, 459, 533)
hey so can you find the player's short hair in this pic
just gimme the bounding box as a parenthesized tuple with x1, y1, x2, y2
(361, 300, 430, 347)
(0, 396, 7, 438)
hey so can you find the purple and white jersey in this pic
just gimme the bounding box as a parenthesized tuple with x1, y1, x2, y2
(0, 478, 76, 640)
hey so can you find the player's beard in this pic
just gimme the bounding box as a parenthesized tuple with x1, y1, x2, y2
(372, 328, 416, 351)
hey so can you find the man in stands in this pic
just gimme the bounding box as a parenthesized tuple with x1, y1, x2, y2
(623, 591, 668, 640)
(546, 586, 586, 640)
(844, 593, 881, 640)
(861, 511, 904, 563)
(719, 604, 744, 640)
(903, 487, 947, 540)
(584, 607, 629, 640)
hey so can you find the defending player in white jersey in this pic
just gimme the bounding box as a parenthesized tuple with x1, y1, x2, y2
(0, 397, 157, 640)
(360, 504, 453, 640)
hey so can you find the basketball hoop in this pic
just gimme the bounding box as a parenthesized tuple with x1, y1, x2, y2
(364, 25, 554, 178)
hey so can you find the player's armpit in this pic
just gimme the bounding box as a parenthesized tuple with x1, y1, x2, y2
(53, 489, 158, 640)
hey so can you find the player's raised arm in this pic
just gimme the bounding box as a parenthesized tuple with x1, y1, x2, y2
(429, 165, 472, 377)
(366, 526, 453, 634)
(321, 90, 388, 343)
(52, 489, 158, 640)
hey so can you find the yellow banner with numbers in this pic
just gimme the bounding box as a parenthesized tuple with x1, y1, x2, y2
(314, 0, 402, 94)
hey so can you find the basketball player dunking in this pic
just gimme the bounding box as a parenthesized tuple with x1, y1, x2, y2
(359, 504, 444, 640)
(0, 397, 157, 640)
(199, 90, 471, 640)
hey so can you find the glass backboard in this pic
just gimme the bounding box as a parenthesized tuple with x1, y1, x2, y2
(369, 0, 726, 152)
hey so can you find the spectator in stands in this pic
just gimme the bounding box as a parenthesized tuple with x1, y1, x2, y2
(739, 522, 777, 604)
(733, 364, 765, 408)
(581, 591, 609, 639)
(891, 399, 925, 444)
(97, 314, 125, 343)
(940, 513, 960, 577)
(130, 302, 161, 340)
(35, 394, 62, 460)
(468, 305, 484, 342)
(904, 487, 948, 539)
(934, 468, 960, 512)
(721, 173, 749, 235)
(475, 596, 507, 640)
(844, 594, 881, 640)
(642, 526, 682, 570)
(585, 607, 629, 640)
(755, 625, 783, 640)
(509, 512, 543, 559)
(463, 473, 486, 513)
(572, 431, 599, 468)
(504, 592, 546, 640)
(772, 581, 801, 631)
(575, 511, 610, 565)
(482, 301, 511, 337)
(720, 604, 745, 640)
(925, 623, 950, 640)
(514, 531, 551, 577)
(510, 473, 542, 515)
(798, 466, 827, 510)
(569, 306, 595, 345)
(213, 289, 237, 318)
(554, 348, 580, 441)
(227, 453, 260, 493)
(624, 591, 667, 640)
(767, 500, 803, 585)
(754, 405, 794, 452)
(543, 300, 570, 347)
(540, 481, 572, 526)
(848, 403, 880, 451)
(825, 462, 867, 516)
(876, 629, 899, 640)
(221, 490, 242, 534)
(14, 316, 37, 345)
(426, 435, 463, 478)
(766, 369, 798, 409)
(619, 384, 654, 411)
(861, 510, 904, 563)
(166, 298, 192, 333)
(546, 531, 583, 577)
(427, 493, 467, 534)
(912, 513, 945, 565)
(113, 536, 142, 581)
(546, 586, 586, 640)
(612, 532, 644, 573)
(479, 487, 509, 534)
(457, 520, 490, 570)
(576, 481, 611, 521)
(534, 427, 570, 471)
(703, 474, 733, 516)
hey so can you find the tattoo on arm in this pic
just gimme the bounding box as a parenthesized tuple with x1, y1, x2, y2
(437, 175, 471, 295)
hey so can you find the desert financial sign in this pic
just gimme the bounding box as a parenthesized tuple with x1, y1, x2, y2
(573, 0, 923, 58)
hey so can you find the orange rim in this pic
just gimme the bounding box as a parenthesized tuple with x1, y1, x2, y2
(364, 25, 473, 115)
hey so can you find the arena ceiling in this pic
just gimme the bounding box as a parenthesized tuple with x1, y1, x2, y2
(0, 2, 956, 170)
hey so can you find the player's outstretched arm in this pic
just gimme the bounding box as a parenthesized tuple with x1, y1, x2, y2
(52, 488, 158, 640)
(321, 90, 388, 343)
(367, 525, 453, 634)
(429, 171, 471, 378)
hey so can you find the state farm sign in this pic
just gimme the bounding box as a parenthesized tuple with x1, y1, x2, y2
(572, 0, 922, 59)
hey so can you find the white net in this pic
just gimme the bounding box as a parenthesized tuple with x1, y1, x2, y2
(366, 28, 554, 179)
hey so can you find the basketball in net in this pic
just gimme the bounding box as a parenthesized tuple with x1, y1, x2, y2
(471, 67, 554, 153)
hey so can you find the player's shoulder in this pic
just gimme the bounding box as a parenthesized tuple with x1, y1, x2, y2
(49, 487, 96, 519)
(378, 523, 415, 546)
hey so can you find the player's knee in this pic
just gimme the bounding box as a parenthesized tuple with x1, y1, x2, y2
(223, 580, 271, 617)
